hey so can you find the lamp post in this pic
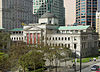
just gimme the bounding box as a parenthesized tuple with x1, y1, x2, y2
(74, 47, 76, 72)
(80, 46, 82, 72)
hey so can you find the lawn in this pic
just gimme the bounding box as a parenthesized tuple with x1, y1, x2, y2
(73, 56, 99, 63)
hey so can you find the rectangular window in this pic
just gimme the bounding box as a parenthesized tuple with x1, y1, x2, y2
(74, 44, 77, 49)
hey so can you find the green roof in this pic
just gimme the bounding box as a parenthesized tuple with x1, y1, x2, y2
(58, 25, 90, 30)
(10, 28, 23, 31)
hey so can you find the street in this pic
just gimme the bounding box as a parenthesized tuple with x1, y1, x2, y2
(77, 62, 100, 72)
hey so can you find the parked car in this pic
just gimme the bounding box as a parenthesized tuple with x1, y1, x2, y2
(96, 68, 100, 72)
(91, 65, 99, 71)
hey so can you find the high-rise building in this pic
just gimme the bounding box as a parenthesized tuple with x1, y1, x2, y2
(0, 0, 33, 30)
(97, 0, 100, 11)
(96, 11, 100, 40)
(76, 0, 97, 29)
(64, 0, 76, 26)
(33, 0, 65, 26)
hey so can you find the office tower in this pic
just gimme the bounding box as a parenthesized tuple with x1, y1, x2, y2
(33, 0, 65, 26)
(97, 0, 100, 11)
(96, 11, 100, 40)
(0, 0, 33, 30)
(76, 0, 97, 29)
(64, 0, 76, 26)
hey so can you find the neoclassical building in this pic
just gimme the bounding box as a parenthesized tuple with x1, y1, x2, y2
(10, 12, 99, 57)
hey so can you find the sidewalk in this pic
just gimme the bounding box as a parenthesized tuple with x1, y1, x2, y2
(76, 59, 100, 71)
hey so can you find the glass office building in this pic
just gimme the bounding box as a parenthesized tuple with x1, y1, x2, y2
(76, 0, 97, 29)
(33, 0, 65, 26)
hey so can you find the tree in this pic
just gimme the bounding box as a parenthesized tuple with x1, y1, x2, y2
(60, 47, 72, 67)
(0, 32, 11, 53)
(0, 53, 11, 72)
(9, 42, 33, 71)
(19, 50, 45, 72)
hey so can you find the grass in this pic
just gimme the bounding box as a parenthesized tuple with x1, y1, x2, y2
(73, 55, 99, 63)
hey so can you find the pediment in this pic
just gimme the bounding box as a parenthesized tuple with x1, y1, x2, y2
(24, 26, 41, 31)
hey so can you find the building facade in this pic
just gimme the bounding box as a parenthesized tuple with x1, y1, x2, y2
(96, 11, 100, 40)
(76, 0, 97, 29)
(10, 13, 99, 57)
(33, 0, 65, 26)
(0, 0, 33, 30)
(64, 0, 76, 26)
(97, 0, 100, 11)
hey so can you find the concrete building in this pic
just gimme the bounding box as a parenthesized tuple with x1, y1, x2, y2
(33, 0, 65, 26)
(64, 0, 76, 26)
(0, 0, 33, 30)
(10, 13, 99, 57)
(97, 0, 100, 11)
(96, 11, 100, 40)
(76, 0, 97, 29)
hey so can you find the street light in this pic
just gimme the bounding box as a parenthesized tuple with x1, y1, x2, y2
(80, 46, 82, 72)
(74, 47, 76, 72)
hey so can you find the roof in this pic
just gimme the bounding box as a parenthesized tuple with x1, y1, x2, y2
(58, 25, 90, 30)
(0, 27, 4, 30)
(10, 28, 23, 31)
(41, 12, 57, 18)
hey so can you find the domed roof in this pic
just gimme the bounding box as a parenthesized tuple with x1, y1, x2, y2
(41, 12, 57, 18)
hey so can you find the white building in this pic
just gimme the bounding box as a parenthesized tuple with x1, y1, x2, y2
(10, 13, 99, 57)
(0, 0, 33, 30)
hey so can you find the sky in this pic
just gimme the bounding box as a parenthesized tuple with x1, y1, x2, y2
(64, 0, 76, 26)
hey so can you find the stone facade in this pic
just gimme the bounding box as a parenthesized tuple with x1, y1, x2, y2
(96, 11, 100, 40)
(10, 13, 99, 57)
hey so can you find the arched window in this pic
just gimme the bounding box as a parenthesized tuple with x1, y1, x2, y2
(62, 37, 63, 40)
(17, 37, 18, 40)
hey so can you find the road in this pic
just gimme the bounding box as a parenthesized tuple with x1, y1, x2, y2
(77, 62, 100, 72)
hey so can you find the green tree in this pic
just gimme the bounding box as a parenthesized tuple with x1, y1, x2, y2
(9, 42, 33, 71)
(0, 32, 10, 53)
(0, 53, 11, 72)
(19, 50, 45, 72)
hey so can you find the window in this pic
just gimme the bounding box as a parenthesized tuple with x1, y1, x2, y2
(62, 37, 63, 40)
(62, 44, 63, 47)
(68, 37, 70, 41)
(68, 44, 70, 48)
(55, 37, 57, 40)
(59, 44, 60, 46)
(50, 37, 51, 40)
(74, 44, 77, 49)
(74, 37, 77, 41)
(65, 44, 67, 47)
(59, 37, 60, 40)
(19, 37, 20, 40)
(53, 37, 54, 40)
(17, 37, 18, 40)
(65, 37, 67, 40)
(22, 37, 23, 40)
